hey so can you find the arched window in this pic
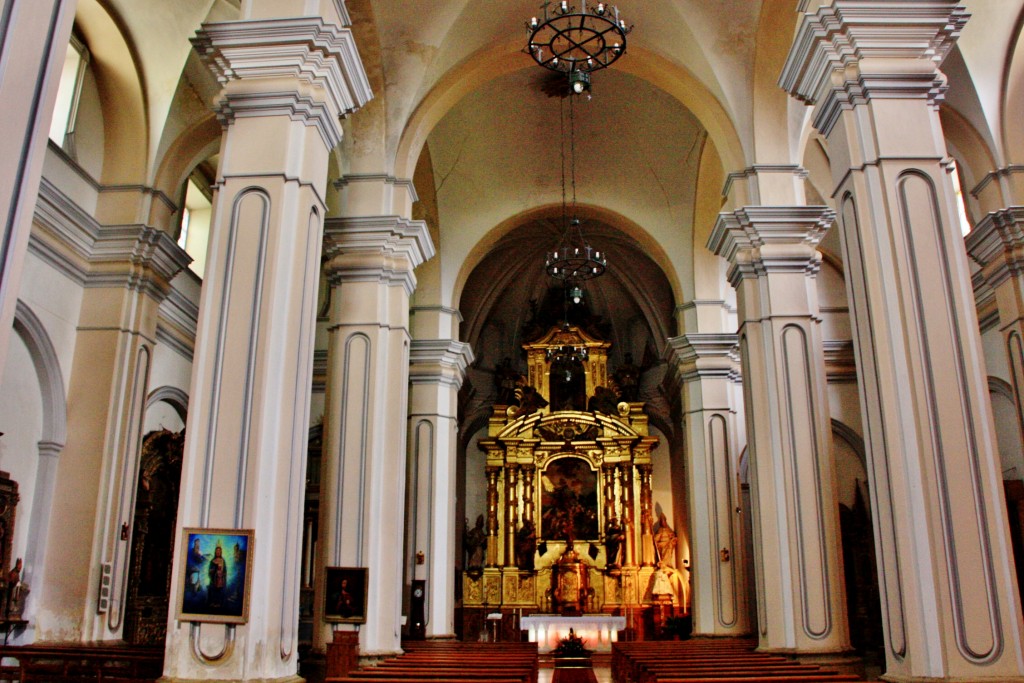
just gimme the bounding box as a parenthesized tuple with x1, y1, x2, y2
(177, 171, 213, 278)
(48, 32, 89, 158)
(950, 159, 973, 236)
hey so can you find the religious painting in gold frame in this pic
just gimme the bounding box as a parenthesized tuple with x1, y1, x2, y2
(324, 566, 369, 624)
(176, 528, 254, 624)
(540, 456, 599, 541)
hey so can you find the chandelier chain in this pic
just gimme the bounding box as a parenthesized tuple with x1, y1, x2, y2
(570, 92, 578, 218)
(560, 98, 568, 231)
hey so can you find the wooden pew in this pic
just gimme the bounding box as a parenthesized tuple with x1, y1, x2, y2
(612, 639, 863, 683)
(0, 643, 163, 682)
(327, 640, 539, 683)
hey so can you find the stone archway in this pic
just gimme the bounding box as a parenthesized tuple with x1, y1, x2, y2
(123, 429, 184, 645)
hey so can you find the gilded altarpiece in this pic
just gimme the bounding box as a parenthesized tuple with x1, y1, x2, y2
(464, 325, 661, 618)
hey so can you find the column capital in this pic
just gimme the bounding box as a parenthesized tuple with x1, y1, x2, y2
(971, 165, 1024, 215)
(323, 215, 435, 295)
(665, 334, 739, 386)
(191, 17, 373, 149)
(88, 225, 191, 300)
(708, 206, 834, 286)
(722, 165, 808, 208)
(966, 207, 1024, 289)
(780, 1, 968, 136)
(409, 339, 475, 390)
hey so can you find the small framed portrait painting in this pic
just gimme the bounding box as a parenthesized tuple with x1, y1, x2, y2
(324, 566, 368, 624)
(177, 528, 254, 624)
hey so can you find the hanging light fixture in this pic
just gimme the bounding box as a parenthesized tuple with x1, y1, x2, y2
(539, 52, 607, 304)
(526, 2, 631, 372)
(525, 2, 632, 89)
(527, 2, 630, 299)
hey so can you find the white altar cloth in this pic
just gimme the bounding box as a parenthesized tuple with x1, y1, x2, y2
(520, 614, 626, 652)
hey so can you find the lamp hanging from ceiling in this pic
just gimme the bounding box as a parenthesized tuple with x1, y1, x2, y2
(525, 1, 632, 93)
(526, 2, 633, 300)
(525, 3, 632, 373)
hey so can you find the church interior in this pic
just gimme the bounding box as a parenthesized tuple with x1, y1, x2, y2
(2, 0, 1024, 681)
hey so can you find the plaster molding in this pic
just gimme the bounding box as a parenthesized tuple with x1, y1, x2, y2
(323, 215, 435, 295)
(969, 165, 1024, 202)
(411, 305, 464, 324)
(146, 385, 190, 421)
(215, 90, 344, 151)
(312, 348, 328, 392)
(99, 183, 178, 215)
(665, 333, 739, 386)
(780, 1, 968, 136)
(32, 179, 192, 300)
(966, 207, 1024, 289)
(13, 300, 67, 448)
(192, 17, 373, 149)
(333, 0, 352, 27)
(708, 206, 835, 286)
(336, 173, 419, 204)
(30, 176, 101, 285)
(157, 283, 199, 359)
(823, 339, 857, 383)
(722, 165, 809, 204)
(89, 225, 192, 300)
(676, 300, 733, 315)
(409, 339, 475, 389)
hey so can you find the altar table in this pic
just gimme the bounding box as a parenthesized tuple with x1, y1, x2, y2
(520, 614, 626, 653)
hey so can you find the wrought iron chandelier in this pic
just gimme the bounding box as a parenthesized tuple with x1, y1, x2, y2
(525, 1, 632, 94)
(543, 92, 604, 312)
(528, 2, 633, 296)
(525, 2, 631, 371)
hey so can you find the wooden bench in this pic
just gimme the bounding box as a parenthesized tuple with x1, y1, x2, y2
(328, 641, 539, 683)
(0, 643, 163, 683)
(612, 639, 863, 683)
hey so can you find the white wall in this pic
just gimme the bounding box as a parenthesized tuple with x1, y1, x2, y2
(0, 335, 45, 567)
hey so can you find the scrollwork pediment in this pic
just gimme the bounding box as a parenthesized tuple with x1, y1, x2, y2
(537, 418, 599, 443)
(495, 409, 639, 443)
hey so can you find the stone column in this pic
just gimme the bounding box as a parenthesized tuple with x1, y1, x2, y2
(522, 465, 536, 524)
(602, 465, 616, 527)
(967, 209, 1024, 448)
(505, 466, 520, 567)
(620, 465, 636, 567)
(781, 2, 1024, 678)
(0, 0, 75, 369)
(406, 339, 473, 639)
(485, 467, 501, 567)
(666, 334, 749, 636)
(637, 464, 655, 566)
(317, 216, 433, 656)
(162, 5, 371, 681)
(41, 228, 188, 642)
(709, 205, 849, 654)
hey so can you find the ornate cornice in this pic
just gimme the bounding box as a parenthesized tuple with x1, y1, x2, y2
(823, 339, 857, 383)
(780, 1, 968, 136)
(30, 177, 101, 285)
(970, 165, 1024, 202)
(409, 339, 475, 389)
(192, 17, 373, 149)
(665, 333, 739, 387)
(322, 215, 435, 295)
(722, 165, 808, 204)
(966, 207, 1024, 289)
(31, 178, 191, 299)
(708, 206, 835, 287)
(157, 282, 200, 360)
(89, 226, 192, 300)
(335, 173, 419, 204)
